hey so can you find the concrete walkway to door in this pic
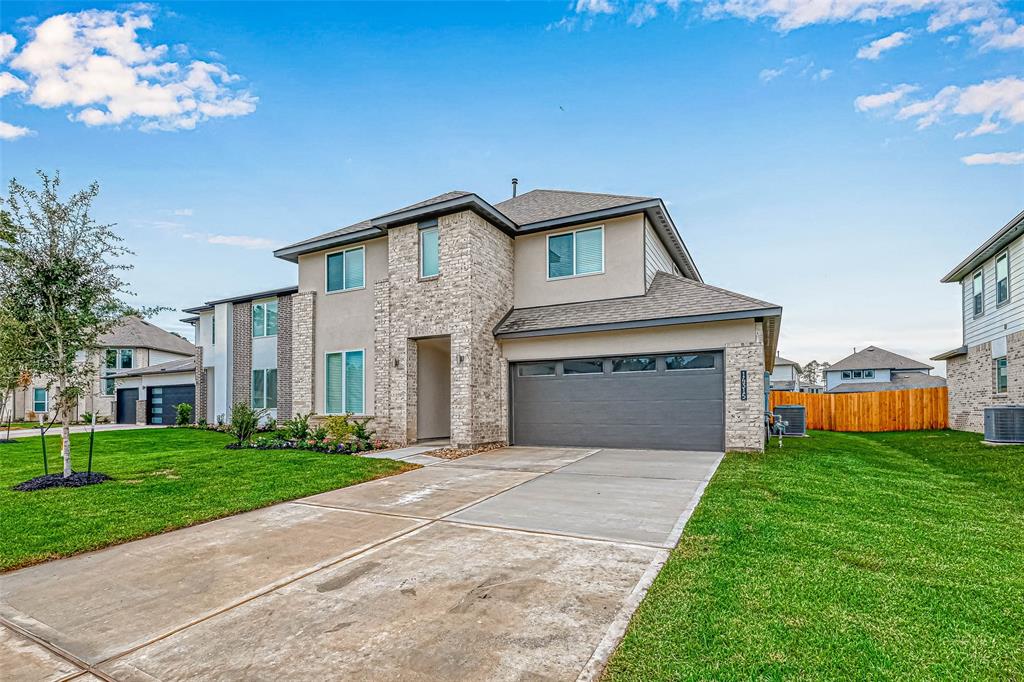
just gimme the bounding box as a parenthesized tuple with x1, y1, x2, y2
(1, 446, 722, 682)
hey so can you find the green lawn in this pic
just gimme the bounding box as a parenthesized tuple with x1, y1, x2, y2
(0, 428, 413, 572)
(605, 430, 1024, 680)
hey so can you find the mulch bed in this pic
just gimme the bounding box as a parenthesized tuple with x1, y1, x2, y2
(13, 472, 110, 492)
(0, 439, 20, 445)
(425, 442, 506, 460)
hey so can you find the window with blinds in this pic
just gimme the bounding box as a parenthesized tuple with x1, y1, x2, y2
(547, 226, 604, 279)
(420, 227, 439, 278)
(326, 246, 366, 293)
(326, 350, 364, 414)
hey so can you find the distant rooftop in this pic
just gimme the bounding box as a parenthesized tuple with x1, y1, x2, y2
(829, 346, 933, 372)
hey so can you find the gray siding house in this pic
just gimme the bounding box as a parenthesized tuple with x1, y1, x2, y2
(934, 209, 1024, 431)
(189, 188, 784, 452)
(824, 346, 945, 394)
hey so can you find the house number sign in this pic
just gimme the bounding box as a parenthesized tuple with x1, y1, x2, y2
(740, 370, 748, 401)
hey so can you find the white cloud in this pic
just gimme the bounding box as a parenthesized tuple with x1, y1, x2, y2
(0, 120, 33, 139)
(576, 0, 616, 14)
(857, 30, 911, 59)
(172, 208, 193, 216)
(0, 34, 15, 62)
(184, 232, 281, 250)
(627, 0, 681, 25)
(0, 72, 28, 97)
(814, 68, 834, 81)
(854, 84, 919, 111)
(759, 67, 784, 82)
(961, 150, 1024, 165)
(4, 7, 256, 133)
(894, 76, 1024, 133)
(971, 17, 1024, 49)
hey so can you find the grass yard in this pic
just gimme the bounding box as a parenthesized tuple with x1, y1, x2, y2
(605, 430, 1024, 680)
(0, 428, 414, 572)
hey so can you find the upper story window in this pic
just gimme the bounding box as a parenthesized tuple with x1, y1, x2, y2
(841, 369, 874, 380)
(973, 269, 984, 317)
(548, 226, 604, 279)
(326, 246, 365, 293)
(102, 349, 132, 396)
(33, 388, 48, 413)
(252, 300, 278, 338)
(211, 315, 216, 345)
(996, 251, 1010, 305)
(420, 226, 440, 278)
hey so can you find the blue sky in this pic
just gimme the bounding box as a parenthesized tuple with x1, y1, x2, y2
(1, 1, 1022, 372)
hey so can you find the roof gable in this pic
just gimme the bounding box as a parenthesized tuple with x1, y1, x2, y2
(98, 317, 194, 356)
(494, 189, 650, 226)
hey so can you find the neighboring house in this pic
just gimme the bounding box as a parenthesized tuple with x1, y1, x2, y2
(933, 209, 1024, 432)
(183, 286, 298, 425)
(769, 354, 802, 391)
(824, 346, 945, 393)
(799, 383, 825, 394)
(190, 188, 783, 452)
(9, 316, 196, 424)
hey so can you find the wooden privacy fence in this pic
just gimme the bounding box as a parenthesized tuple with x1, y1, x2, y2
(769, 387, 948, 432)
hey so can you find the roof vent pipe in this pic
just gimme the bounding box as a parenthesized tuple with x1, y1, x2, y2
(512, 178, 518, 198)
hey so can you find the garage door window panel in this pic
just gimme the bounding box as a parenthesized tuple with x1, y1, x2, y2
(665, 354, 717, 371)
(563, 359, 604, 375)
(518, 362, 556, 377)
(612, 356, 657, 373)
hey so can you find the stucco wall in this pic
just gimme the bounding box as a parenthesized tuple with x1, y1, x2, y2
(513, 214, 645, 309)
(298, 237, 386, 415)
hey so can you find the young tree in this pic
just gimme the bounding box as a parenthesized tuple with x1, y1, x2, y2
(0, 303, 29, 428)
(800, 360, 820, 385)
(0, 171, 150, 477)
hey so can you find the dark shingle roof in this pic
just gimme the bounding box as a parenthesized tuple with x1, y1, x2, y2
(494, 271, 779, 337)
(98, 317, 195, 356)
(276, 219, 378, 253)
(828, 372, 947, 393)
(374, 191, 474, 219)
(108, 357, 195, 378)
(829, 346, 933, 372)
(775, 355, 801, 368)
(494, 189, 650, 226)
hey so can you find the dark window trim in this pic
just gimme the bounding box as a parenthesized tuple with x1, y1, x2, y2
(972, 268, 985, 318)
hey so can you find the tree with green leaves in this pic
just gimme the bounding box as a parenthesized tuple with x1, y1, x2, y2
(0, 171, 154, 477)
(0, 303, 28, 429)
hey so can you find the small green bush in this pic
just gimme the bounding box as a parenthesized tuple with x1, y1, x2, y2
(175, 402, 193, 426)
(229, 402, 267, 445)
(323, 414, 354, 440)
(282, 412, 312, 440)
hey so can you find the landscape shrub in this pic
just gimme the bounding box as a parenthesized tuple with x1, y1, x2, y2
(175, 402, 193, 426)
(229, 402, 266, 445)
(282, 412, 312, 440)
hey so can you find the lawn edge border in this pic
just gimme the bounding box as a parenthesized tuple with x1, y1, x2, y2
(575, 452, 725, 682)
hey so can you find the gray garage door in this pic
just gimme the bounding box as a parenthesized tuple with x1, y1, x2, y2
(511, 352, 724, 452)
(147, 384, 195, 425)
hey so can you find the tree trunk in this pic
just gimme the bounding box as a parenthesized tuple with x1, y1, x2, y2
(61, 420, 72, 477)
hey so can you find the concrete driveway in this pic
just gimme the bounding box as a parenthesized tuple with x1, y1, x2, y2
(1, 445, 722, 682)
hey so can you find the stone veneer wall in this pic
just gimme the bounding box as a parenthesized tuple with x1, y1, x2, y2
(276, 294, 294, 421)
(375, 210, 514, 447)
(194, 345, 206, 424)
(946, 329, 1024, 432)
(290, 291, 316, 416)
(232, 302, 253, 409)
(724, 324, 767, 452)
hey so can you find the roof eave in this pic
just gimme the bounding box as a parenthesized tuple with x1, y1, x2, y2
(371, 194, 518, 235)
(495, 306, 782, 339)
(931, 345, 968, 361)
(274, 227, 384, 262)
(941, 209, 1024, 283)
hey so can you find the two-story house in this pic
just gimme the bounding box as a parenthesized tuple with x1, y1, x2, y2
(934, 209, 1024, 431)
(769, 354, 802, 391)
(187, 189, 783, 452)
(824, 345, 945, 393)
(9, 316, 195, 425)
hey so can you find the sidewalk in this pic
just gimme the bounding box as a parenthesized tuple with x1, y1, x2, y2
(3, 424, 167, 439)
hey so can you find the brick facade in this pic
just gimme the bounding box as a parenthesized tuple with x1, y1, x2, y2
(290, 291, 316, 416)
(232, 302, 253, 409)
(374, 210, 514, 448)
(725, 327, 767, 452)
(276, 294, 294, 421)
(946, 329, 1024, 432)
(194, 345, 206, 424)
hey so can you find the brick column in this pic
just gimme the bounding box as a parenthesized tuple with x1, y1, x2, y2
(724, 324, 767, 452)
(373, 279, 391, 436)
(135, 399, 147, 425)
(276, 295, 293, 421)
(232, 302, 253, 411)
(290, 291, 316, 415)
(194, 346, 206, 424)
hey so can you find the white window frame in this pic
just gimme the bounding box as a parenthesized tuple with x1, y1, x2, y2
(842, 371, 853, 380)
(546, 225, 605, 281)
(33, 387, 48, 413)
(325, 245, 366, 294)
(995, 356, 1008, 393)
(252, 299, 278, 338)
(419, 226, 440, 279)
(324, 348, 366, 415)
(251, 368, 278, 409)
(996, 250, 1010, 306)
(864, 369, 875, 379)
(972, 269, 985, 318)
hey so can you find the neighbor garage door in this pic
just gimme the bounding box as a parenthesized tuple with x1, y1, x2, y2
(511, 352, 724, 451)
(147, 384, 195, 425)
